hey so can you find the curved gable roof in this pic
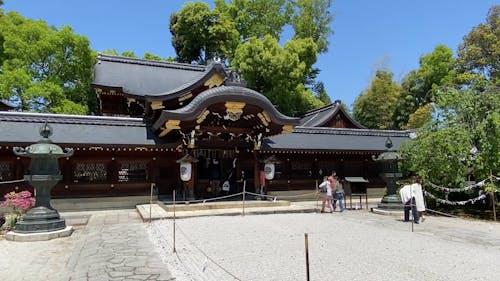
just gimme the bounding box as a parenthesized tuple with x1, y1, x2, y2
(152, 86, 299, 132)
(92, 54, 227, 100)
(299, 101, 365, 129)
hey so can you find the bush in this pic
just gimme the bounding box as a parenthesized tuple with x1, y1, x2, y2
(0, 191, 35, 233)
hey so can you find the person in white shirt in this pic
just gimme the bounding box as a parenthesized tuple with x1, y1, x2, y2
(319, 176, 334, 213)
(399, 183, 419, 223)
(411, 176, 426, 222)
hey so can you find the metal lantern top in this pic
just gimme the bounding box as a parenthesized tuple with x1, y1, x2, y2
(372, 137, 402, 162)
(13, 123, 73, 158)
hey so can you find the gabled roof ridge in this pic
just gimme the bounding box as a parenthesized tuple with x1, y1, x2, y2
(0, 111, 146, 127)
(97, 53, 208, 72)
(294, 126, 410, 137)
(144, 63, 227, 99)
(300, 102, 338, 117)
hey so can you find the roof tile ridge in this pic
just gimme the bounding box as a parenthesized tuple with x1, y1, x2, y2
(294, 126, 410, 137)
(97, 53, 207, 71)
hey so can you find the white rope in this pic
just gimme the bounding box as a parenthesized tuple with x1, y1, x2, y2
(424, 190, 487, 205)
(0, 179, 25, 185)
(426, 175, 499, 193)
(245, 190, 318, 200)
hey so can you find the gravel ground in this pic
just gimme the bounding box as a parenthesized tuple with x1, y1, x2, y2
(148, 211, 500, 281)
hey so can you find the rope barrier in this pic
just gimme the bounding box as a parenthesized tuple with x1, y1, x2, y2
(163, 192, 245, 205)
(424, 190, 487, 205)
(426, 175, 499, 193)
(244, 190, 319, 200)
(0, 179, 25, 185)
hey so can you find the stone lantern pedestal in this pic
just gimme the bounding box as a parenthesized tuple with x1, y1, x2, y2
(5, 123, 74, 241)
(373, 137, 404, 211)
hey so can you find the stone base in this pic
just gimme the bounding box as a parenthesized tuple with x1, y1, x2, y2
(377, 202, 404, 210)
(371, 207, 403, 217)
(5, 226, 74, 242)
(14, 206, 66, 233)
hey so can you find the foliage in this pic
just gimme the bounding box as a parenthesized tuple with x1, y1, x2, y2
(1, 190, 35, 232)
(290, 0, 333, 53)
(171, 0, 334, 114)
(0, 11, 94, 114)
(232, 35, 323, 115)
(404, 103, 433, 130)
(455, 5, 499, 89)
(215, 0, 289, 41)
(400, 86, 500, 188)
(170, 2, 240, 64)
(312, 81, 331, 104)
(353, 69, 400, 129)
(393, 45, 454, 129)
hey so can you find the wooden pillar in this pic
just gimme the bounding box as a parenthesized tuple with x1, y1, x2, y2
(253, 150, 260, 193)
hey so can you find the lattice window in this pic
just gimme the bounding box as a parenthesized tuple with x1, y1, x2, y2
(0, 162, 13, 181)
(118, 161, 148, 183)
(74, 163, 107, 183)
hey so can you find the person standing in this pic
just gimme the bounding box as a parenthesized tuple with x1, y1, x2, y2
(320, 176, 334, 213)
(411, 176, 426, 222)
(399, 184, 419, 223)
(332, 177, 345, 212)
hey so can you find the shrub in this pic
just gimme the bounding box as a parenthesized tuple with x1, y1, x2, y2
(1, 191, 35, 233)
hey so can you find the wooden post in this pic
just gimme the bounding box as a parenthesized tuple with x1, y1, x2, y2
(304, 233, 310, 281)
(316, 179, 319, 211)
(173, 189, 176, 253)
(491, 171, 497, 222)
(149, 183, 154, 223)
(242, 179, 246, 216)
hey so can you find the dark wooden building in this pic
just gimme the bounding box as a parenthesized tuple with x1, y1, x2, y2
(0, 54, 410, 202)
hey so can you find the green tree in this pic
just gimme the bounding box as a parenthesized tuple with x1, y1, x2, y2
(400, 86, 500, 188)
(393, 45, 454, 129)
(170, 2, 239, 63)
(215, 0, 289, 40)
(290, 0, 333, 53)
(312, 81, 331, 104)
(0, 12, 94, 114)
(455, 5, 499, 89)
(232, 35, 322, 115)
(353, 69, 400, 129)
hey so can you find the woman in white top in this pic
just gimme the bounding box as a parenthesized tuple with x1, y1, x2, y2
(411, 176, 426, 222)
(319, 176, 335, 213)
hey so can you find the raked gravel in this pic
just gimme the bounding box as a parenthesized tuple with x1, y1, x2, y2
(148, 211, 500, 281)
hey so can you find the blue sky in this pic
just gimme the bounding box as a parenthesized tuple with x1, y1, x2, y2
(3, 0, 497, 108)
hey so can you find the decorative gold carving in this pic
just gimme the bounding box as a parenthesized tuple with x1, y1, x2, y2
(225, 102, 245, 121)
(196, 110, 210, 124)
(127, 98, 136, 105)
(158, 120, 181, 137)
(257, 111, 270, 127)
(281, 125, 294, 134)
(178, 92, 193, 102)
(151, 100, 165, 110)
(96, 88, 102, 94)
(204, 73, 225, 88)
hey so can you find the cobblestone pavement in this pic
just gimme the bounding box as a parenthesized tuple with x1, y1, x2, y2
(0, 210, 174, 281)
(149, 210, 500, 281)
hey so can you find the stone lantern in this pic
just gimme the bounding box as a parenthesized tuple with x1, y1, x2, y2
(372, 137, 403, 210)
(12, 123, 73, 234)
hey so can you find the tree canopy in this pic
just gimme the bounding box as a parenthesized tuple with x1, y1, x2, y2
(170, 0, 334, 115)
(353, 69, 400, 129)
(398, 5, 500, 191)
(0, 11, 95, 114)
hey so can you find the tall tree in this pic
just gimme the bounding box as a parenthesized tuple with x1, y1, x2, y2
(393, 45, 454, 129)
(400, 87, 500, 189)
(170, 2, 239, 64)
(232, 35, 322, 115)
(290, 0, 333, 53)
(0, 12, 94, 114)
(353, 69, 400, 129)
(455, 5, 499, 89)
(215, 0, 289, 41)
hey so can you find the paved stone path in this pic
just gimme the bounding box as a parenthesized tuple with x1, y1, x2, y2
(0, 210, 174, 281)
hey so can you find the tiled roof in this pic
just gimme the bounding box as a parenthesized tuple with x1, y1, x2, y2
(299, 101, 365, 128)
(92, 54, 215, 98)
(0, 111, 161, 146)
(263, 127, 410, 151)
